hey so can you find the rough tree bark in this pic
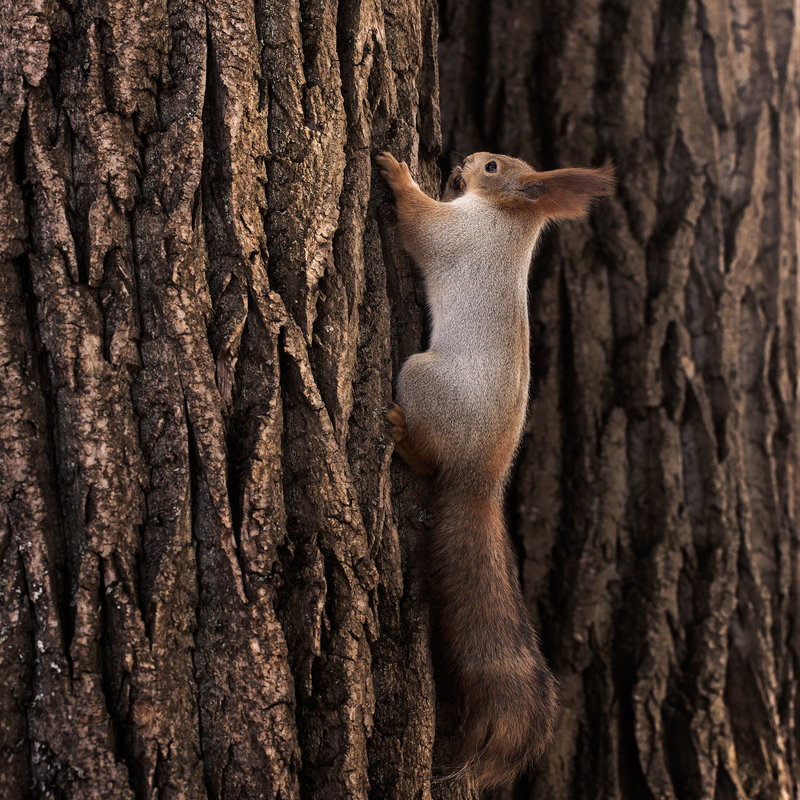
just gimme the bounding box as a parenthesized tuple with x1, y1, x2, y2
(2, 0, 799, 798)
(441, 1, 800, 799)
(0, 0, 458, 798)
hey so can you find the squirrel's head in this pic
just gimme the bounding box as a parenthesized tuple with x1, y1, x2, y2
(443, 152, 615, 220)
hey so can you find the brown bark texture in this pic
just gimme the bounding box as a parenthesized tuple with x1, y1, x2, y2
(3, 0, 799, 796)
(0, 0, 455, 798)
(440, 0, 800, 798)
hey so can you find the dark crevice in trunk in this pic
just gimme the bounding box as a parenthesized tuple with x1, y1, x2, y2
(644, 0, 689, 156)
(200, 12, 248, 558)
(185, 396, 217, 800)
(612, 595, 656, 800)
(548, 261, 583, 635)
(12, 110, 73, 665)
(99, 562, 139, 799)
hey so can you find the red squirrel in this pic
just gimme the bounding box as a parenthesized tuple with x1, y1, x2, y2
(377, 150, 614, 789)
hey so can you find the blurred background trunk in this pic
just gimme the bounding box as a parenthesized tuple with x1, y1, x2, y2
(440, 0, 800, 798)
(1, 0, 798, 798)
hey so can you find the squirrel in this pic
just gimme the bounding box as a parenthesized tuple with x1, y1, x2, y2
(376, 150, 614, 790)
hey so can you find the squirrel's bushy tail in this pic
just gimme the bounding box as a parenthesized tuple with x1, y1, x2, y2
(431, 469, 559, 790)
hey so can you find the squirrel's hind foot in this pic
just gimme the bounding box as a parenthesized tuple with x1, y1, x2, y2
(386, 403, 437, 476)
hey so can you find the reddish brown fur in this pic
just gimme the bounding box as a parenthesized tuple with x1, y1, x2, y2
(386, 403, 438, 476)
(512, 164, 616, 218)
(377, 154, 448, 265)
(445, 153, 614, 222)
(483, 426, 522, 486)
(430, 476, 559, 789)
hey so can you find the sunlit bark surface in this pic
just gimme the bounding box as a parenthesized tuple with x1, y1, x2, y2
(0, 0, 449, 797)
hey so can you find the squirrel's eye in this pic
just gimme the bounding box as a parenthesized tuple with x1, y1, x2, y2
(485, 160, 498, 173)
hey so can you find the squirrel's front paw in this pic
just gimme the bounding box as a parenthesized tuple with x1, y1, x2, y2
(375, 152, 414, 191)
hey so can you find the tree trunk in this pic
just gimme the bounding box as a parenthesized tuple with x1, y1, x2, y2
(440, 1, 799, 798)
(3, 0, 799, 798)
(0, 0, 456, 798)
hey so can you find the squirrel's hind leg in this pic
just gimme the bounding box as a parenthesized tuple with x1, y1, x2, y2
(387, 403, 438, 475)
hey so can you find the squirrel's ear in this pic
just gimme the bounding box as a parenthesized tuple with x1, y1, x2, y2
(516, 164, 615, 219)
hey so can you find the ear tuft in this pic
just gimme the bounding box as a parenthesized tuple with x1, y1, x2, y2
(524, 163, 615, 219)
(523, 180, 548, 201)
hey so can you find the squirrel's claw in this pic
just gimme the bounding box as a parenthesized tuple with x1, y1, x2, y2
(376, 151, 414, 191)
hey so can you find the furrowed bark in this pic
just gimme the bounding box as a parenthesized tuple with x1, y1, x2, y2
(0, 0, 447, 797)
(6, 0, 797, 797)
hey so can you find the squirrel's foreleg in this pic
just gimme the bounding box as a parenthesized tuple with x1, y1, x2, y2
(375, 152, 451, 263)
